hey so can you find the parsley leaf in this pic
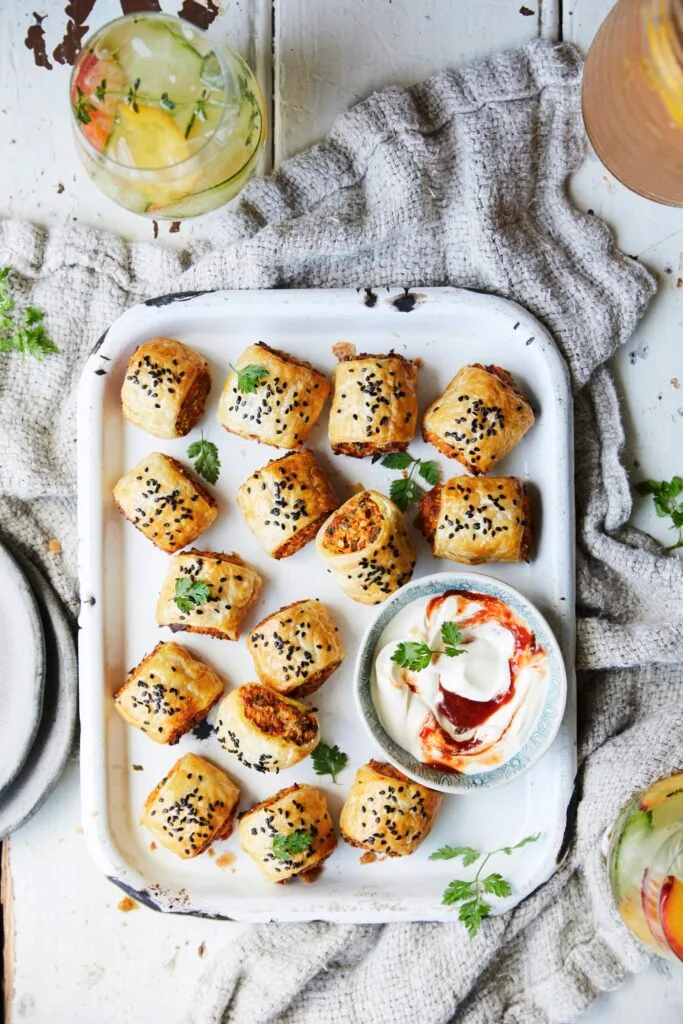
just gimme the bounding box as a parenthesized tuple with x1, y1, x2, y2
(636, 476, 683, 550)
(433, 833, 540, 938)
(391, 622, 467, 672)
(429, 845, 479, 865)
(441, 879, 475, 903)
(231, 362, 269, 394)
(382, 450, 442, 511)
(311, 741, 348, 783)
(389, 476, 424, 512)
(271, 829, 313, 861)
(0, 268, 58, 361)
(187, 435, 221, 485)
(174, 577, 211, 614)
(441, 621, 466, 657)
(391, 640, 434, 672)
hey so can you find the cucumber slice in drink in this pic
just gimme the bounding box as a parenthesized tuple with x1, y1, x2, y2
(611, 808, 653, 904)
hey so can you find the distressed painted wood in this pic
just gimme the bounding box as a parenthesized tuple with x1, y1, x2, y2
(3, 0, 683, 1019)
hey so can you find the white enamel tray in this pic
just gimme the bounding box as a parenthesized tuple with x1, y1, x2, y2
(77, 286, 576, 922)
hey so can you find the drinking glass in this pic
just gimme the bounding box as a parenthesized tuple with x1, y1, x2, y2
(70, 12, 265, 219)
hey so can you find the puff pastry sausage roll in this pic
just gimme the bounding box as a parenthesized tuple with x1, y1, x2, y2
(237, 449, 337, 559)
(316, 490, 416, 604)
(215, 683, 319, 773)
(113, 452, 217, 553)
(340, 761, 441, 857)
(141, 753, 240, 858)
(422, 364, 535, 474)
(328, 352, 418, 457)
(417, 476, 532, 564)
(114, 641, 223, 744)
(217, 342, 330, 449)
(237, 783, 337, 882)
(121, 338, 211, 439)
(247, 599, 344, 697)
(156, 549, 262, 641)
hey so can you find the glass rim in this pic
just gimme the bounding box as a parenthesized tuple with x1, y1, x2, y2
(68, 11, 245, 178)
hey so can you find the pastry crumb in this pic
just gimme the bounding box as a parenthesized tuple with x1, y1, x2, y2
(198, 942, 206, 958)
(359, 851, 377, 865)
(215, 852, 236, 871)
(149, 841, 157, 851)
(332, 341, 356, 360)
(47, 538, 62, 554)
(207, 848, 215, 858)
(117, 896, 139, 913)
(412, 356, 424, 368)
(672, 377, 681, 389)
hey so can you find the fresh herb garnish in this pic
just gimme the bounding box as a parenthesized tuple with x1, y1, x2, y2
(636, 476, 683, 550)
(382, 451, 441, 512)
(391, 622, 466, 672)
(271, 829, 313, 861)
(159, 91, 176, 111)
(126, 77, 141, 113)
(430, 834, 540, 938)
(174, 577, 211, 614)
(95, 78, 107, 103)
(230, 362, 269, 395)
(0, 268, 58, 361)
(74, 85, 96, 124)
(311, 742, 348, 783)
(187, 434, 221, 485)
(185, 88, 209, 138)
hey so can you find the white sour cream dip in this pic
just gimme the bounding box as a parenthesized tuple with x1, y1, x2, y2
(371, 590, 549, 774)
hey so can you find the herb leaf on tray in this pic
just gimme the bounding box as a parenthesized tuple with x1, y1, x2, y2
(430, 834, 540, 938)
(187, 434, 221, 485)
(0, 268, 59, 361)
(311, 742, 348, 783)
(174, 577, 211, 614)
(636, 476, 683, 550)
(272, 829, 313, 861)
(231, 362, 269, 394)
(382, 451, 441, 511)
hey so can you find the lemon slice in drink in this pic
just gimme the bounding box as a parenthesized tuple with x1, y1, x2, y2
(106, 103, 198, 206)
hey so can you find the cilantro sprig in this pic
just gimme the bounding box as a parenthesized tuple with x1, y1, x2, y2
(311, 742, 348, 783)
(0, 268, 59, 361)
(230, 362, 270, 395)
(272, 829, 313, 861)
(430, 834, 540, 938)
(391, 622, 466, 672)
(174, 577, 211, 614)
(636, 476, 683, 550)
(381, 451, 441, 512)
(187, 434, 221, 485)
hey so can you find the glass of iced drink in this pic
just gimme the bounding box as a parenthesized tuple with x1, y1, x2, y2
(70, 12, 265, 218)
(582, 0, 683, 205)
(607, 772, 683, 959)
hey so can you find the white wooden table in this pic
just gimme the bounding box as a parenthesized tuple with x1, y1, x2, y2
(2, 2, 683, 1021)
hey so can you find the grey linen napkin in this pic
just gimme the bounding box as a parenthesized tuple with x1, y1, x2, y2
(1, 38, 681, 1024)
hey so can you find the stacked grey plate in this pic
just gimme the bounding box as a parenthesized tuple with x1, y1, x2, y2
(0, 538, 77, 839)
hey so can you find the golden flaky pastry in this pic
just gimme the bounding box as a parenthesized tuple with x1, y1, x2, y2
(113, 452, 217, 553)
(328, 352, 418, 457)
(156, 549, 262, 641)
(141, 753, 240, 859)
(237, 783, 337, 882)
(422, 363, 535, 474)
(237, 449, 337, 559)
(121, 338, 212, 439)
(316, 489, 416, 604)
(215, 683, 319, 773)
(114, 641, 223, 744)
(340, 760, 441, 857)
(417, 476, 532, 564)
(247, 599, 344, 697)
(217, 342, 330, 449)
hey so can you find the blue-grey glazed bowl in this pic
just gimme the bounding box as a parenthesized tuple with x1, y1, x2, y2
(354, 571, 567, 794)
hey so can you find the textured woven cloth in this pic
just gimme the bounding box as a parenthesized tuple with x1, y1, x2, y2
(1, 37, 682, 1024)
